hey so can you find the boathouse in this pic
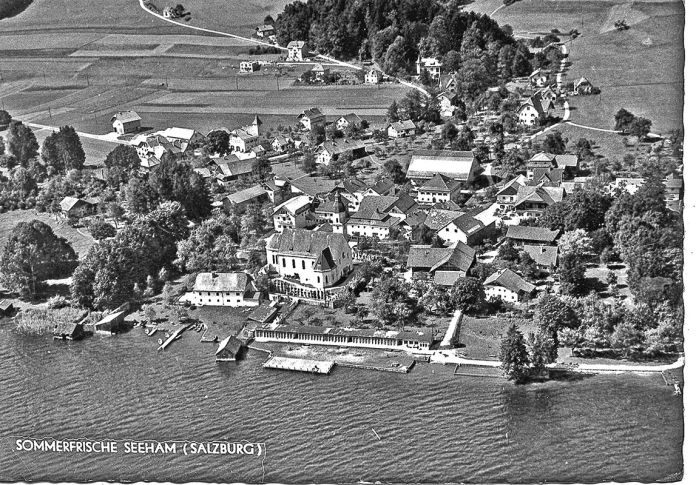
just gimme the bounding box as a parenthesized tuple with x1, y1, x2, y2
(215, 336, 244, 361)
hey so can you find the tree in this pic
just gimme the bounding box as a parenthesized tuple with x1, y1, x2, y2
(528, 330, 558, 372)
(206, 131, 230, 156)
(628, 117, 652, 140)
(6, 120, 38, 166)
(455, 58, 492, 103)
(497, 239, 519, 262)
(382, 159, 406, 184)
(88, 219, 117, 240)
(542, 131, 566, 154)
(383, 36, 408, 75)
(611, 319, 644, 358)
(536, 294, 580, 335)
(0, 220, 78, 299)
(371, 277, 418, 327)
(450, 277, 485, 314)
(558, 253, 586, 295)
(0, 109, 11, 126)
(614, 108, 636, 132)
(251, 156, 271, 182)
(104, 144, 140, 171)
(386, 101, 400, 123)
(302, 151, 317, 173)
(41, 126, 85, 172)
(500, 323, 529, 383)
(175, 211, 241, 273)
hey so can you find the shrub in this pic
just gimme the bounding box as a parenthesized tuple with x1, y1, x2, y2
(47, 295, 70, 309)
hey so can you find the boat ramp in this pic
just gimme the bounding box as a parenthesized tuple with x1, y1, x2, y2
(262, 356, 335, 375)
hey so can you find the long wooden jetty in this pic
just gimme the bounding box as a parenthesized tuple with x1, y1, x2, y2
(157, 324, 190, 351)
(262, 356, 335, 375)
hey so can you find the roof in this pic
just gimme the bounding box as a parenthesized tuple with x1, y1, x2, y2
(483, 269, 535, 293)
(248, 304, 279, 323)
(335, 177, 368, 194)
(0, 299, 13, 311)
(574, 76, 591, 88)
(515, 186, 565, 207)
(287, 40, 306, 48)
(256, 24, 275, 31)
(316, 193, 347, 213)
(268, 229, 348, 270)
(496, 175, 527, 196)
(263, 324, 433, 343)
(160, 127, 200, 142)
(298, 107, 324, 119)
(388, 119, 416, 132)
(289, 176, 338, 197)
(506, 225, 560, 243)
(433, 271, 467, 286)
(351, 195, 398, 218)
(216, 336, 243, 356)
(193, 167, 212, 178)
(407, 241, 476, 274)
(407, 150, 477, 181)
(432, 200, 462, 211)
(530, 168, 564, 186)
(60, 196, 94, 212)
(518, 94, 546, 115)
(418, 173, 460, 191)
(311, 63, 326, 72)
(273, 195, 312, 216)
(194, 272, 250, 293)
(53, 322, 81, 336)
(529, 152, 556, 163)
(111, 110, 141, 123)
(368, 178, 395, 196)
(336, 113, 363, 125)
(521, 244, 558, 267)
(316, 139, 366, 157)
(225, 184, 267, 205)
(216, 159, 255, 178)
(554, 154, 579, 168)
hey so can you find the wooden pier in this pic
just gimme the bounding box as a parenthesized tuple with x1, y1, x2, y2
(262, 356, 335, 375)
(157, 324, 190, 351)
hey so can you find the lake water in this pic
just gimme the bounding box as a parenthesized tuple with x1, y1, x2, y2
(0, 325, 683, 483)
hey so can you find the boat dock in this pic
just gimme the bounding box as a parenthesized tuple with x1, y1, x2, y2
(157, 324, 190, 351)
(453, 363, 505, 378)
(262, 356, 335, 375)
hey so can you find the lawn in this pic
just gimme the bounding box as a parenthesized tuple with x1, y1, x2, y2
(457, 316, 538, 361)
(180, 0, 291, 36)
(0, 209, 95, 257)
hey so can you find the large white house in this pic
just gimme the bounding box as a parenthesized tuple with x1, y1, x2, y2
(407, 150, 481, 185)
(287, 40, 308, 61)
(192, 272, 260, 307)
(266, 229, 354, 304)
(483, 269, 535, 303)
(229, 116, 262, 152)
(273, 195, 314, 232)
(111, 110, 141, 135)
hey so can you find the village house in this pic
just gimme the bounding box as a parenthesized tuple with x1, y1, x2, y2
(364, 69, 383, 84)
(255, 24, 275, 38)
(329, 178, 369, 213)
(314, 193, 349, 233)
(215, 335, 244, 361)
(386, 119, 416, 138)
(573, 77, 594, 95)
(364, 178, 397, 197)
(345, 195, 416, 240)
(192, 272, 260, 307)
(424, 208, 495, 247)
(157, 127, 204, 150)
(517, 94, 548, 126)
(297, 107, 326, 131)
(554, 154, 580, 175)
(229, 115, 262, 152)
(505, 225, 560, 248)
(255, 324, 433, 352)
(437, 91, 458, 118)
(416, 56, 442, 80)
(526, 152, 556, 178)
(664, 173, 683, 211)
(111, 110, 141, 135)
(529, 168, 564, 187)
(273, 195, 314, 232)
(271, 135, 293, 152)
(334, 113, 363, 132)
(440, 73, 457, 92)
(496, 175, 528, 209)
(60, 196, 98, 219)
(416, 174, 461, 204)
(265, 229, 354, 304)
(286, 40, 308, 61)
(223, 184, 269, 212)
(406, 241, 476, 287)
(239, 60, 260, 73)
(521, 244, 559, 268)
(537, 86, 557, 103)
(483, 269, 535, 304)
(311, 63, 328, 82)
(314, 139, 366, 165)
(407, 150, 481, 186)
(514, 185, 565, 217)
(529, 69, 549, 88)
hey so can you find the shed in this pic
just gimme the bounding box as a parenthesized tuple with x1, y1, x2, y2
(53, 322, 85, 340)
(215, 335, 244, 361)
(0, 299, 15, 317)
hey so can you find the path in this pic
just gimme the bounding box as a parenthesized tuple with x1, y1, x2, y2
(137, 0, 429, 96)
(439, 310, 463, 349)
(23, 121, 127, 144)
(489, 2, 507, 17)
(565, 121, 621, 133)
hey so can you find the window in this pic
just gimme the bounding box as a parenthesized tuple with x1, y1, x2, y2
(282, 258, 286, 267)
(292, 259, 296, 269)
(301, 260, 305, 270)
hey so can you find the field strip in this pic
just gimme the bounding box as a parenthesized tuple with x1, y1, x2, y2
(22, 121, 126, 144)
(135, 106, 389, 116)
(136, 0, 429, 95)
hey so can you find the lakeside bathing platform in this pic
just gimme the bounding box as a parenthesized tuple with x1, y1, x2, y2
(263, 356, 335, 374)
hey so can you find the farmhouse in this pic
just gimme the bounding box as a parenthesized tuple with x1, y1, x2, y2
(311, 63, 328, 81)
(255, 24, 275, 38)
(334, 113, 363, 131)
(193, 272, 260, 308)
(297, 108, 326, 131)
(273, 195, 314, 232)
(215, 336, 244, 361)
(223, 184, 269, 211)
(365, 178, 397, 197)
(521, 244, 558, 267)
(416, 56, 442, 80)
(483, 269, 535, 303)
(265, 229, 354, 304)
(60, 196, 98, 219)
(111, 110, 141, 135)
(514, 186, 565, 217)
(255, 324, 433, 352)
(496, 175, 528, 208)
(529, 168, 564, 187)
(573, 77, 593, 95)
(416, 174, 461, 204)
(229, 116, 262, 152)
(239, 60, 260, 73)
(424, 209, 495, 247)
(529, 69, 549, 88)
(314, 139, 366, 165)
(214, 158, 255, 187)
(386, 119, 416, 138)
(437, 91, 458, 117)
(364, 69, 383, 84)
(517, 95, 548, 126)
(271, 136, 293, 152)
(505, 225, 560, 248)
(406, 241, 476, 286)
(287, 40, 308, 61)
(407, 150, 481, 185)
(345, 195, 408, 239)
